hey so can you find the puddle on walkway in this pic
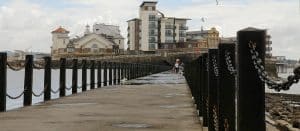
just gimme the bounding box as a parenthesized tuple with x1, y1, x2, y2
(50, 103, 97, 108)
(159, 104, 191, 109)
(112, 123, 152, 128)
(164, 93, 187, 98)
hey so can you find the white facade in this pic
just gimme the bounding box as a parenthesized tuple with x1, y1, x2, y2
(51, 26, 120, 57)
(127, 1, 190, 51)
(93, 23, 125, 50)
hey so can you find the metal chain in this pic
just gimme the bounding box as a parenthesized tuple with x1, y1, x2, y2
(6, 91, 25, 99)
(224, 51, 237, 75)
(212, 55, 219, 77)
(213, 105, 219, 131)
(206, 58, 209, 72)
(32, 89, 45, 97)
(248, 41, 300, 91)
(65, 86, 72, 91)
(7, 62, 25, 71)
(33, 63, 45, 69)
(51, 87, 60, 94)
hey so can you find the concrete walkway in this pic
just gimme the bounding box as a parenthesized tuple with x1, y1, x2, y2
(0, 71, 203, 131)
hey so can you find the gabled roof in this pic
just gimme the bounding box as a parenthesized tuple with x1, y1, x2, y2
(51, 26, 69, 34)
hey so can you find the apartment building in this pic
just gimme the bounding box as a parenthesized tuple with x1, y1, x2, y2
(127, 1, 190, 52)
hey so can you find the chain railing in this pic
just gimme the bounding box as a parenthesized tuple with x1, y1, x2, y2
(184, 29, 300, 131)
(224, 50, 237, 75)
(249, 41, 300, 91)
(0, 52, 171, 112)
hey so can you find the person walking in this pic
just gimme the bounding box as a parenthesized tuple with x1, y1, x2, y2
(173, 59, 180, 73)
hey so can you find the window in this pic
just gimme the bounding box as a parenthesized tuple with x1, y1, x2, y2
(91, 44, 98, 53)
(149, 44, 155, 50)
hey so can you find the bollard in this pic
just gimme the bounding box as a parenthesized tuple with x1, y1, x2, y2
(218, 43, 236, 131)
(82, 60, 87, 92)
(72, 59, 78, 94)
(103, 62, 107, 86)
(237, 28, 266, 131)
(118, 63, 121, 84)
(24, 55, 33, 106)
(109, 62, 113, 85)
(59, 58, 66, 97)
(90, 60, 95, 89)
(44, 57, 52, 101)
(97, 61, 101, 88)
(113, 62, 117, 85)
(202, 53, 209, 126)
(197, 56, 203, 117)
(208, 49, 220, 131)
(0, 53, 7, 111)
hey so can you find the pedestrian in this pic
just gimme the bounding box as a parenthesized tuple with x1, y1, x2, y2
(173, 59, 180, 73)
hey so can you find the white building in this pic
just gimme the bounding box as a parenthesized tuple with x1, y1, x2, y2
(51, 24, 124, 58)
(127, 1, 190, 52)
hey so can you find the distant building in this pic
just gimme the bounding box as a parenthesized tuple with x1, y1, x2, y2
(266, 35, 272, 58)
(186, 27, 220, 50)
(274, 56, 288, 73)
(51, 24, 124, 58)
(127, 1, 190, 52)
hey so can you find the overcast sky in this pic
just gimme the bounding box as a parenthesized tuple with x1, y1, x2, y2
(0, 0, 299, 59)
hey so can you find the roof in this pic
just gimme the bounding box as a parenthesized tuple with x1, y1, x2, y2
(93, 24, 124, 39)
(164, 17, 191, 20)
(51, 27, 69, 33)
(239, 27, 265, 32)
(186, 30, 209, 35)
(127, 18, 141, 22)
(140, 1, 158, 7)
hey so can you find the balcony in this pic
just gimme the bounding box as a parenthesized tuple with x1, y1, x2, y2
(179, 38, 185, 42)
(149, 17, 158, 21)
(179, 26, 188, 30)
(149, 39, 157, 43)
(179, 33, 186, 37)
(149, 32, 158, 36)
(149, 24, 158, 29)
(165, 25, 175, 29)
(165, 33, 173, 37)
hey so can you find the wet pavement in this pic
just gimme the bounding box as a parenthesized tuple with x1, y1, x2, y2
(0, 71, 203, 131)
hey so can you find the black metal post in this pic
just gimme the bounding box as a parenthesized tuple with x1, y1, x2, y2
(82, 60, 87, 92)
(197, 56, 203, 117)
(109, 62, 113, 85)
(237, 28, 266, 131)
(113, 62, 117, 85)
(44, 57, 52, 101)
(97, 61, 101, 88)
(103, 62, 107, 86)
(0, 53, 7, 111)
(59, 58, 66, 97)
(118, 63, 121, 84)
(90, 60, 95, 89)
(218, 43, 236, 131)
(208, 49, 220, 131)
(202, 53, 209, 126)
(24, 55, 33, 106)
(72, 59, 78, 94)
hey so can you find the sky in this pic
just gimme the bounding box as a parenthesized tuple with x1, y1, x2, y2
(0, 0, 300, 59)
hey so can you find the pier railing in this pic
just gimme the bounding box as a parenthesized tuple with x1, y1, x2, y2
(184, 28, 300, 131)
(0, 55, 171, 112)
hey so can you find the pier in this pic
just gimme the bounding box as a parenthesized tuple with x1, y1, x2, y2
(0, 71, 203, 131)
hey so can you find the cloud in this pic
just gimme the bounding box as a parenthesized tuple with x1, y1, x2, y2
(0, 0, 299, 59)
